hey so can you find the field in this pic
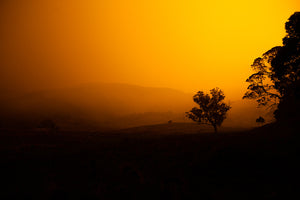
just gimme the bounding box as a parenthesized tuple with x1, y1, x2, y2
(1, 122, 299, 199)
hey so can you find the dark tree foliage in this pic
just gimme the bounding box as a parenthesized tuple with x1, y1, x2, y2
(186, 88, 231, 133)
(243, 47, 281, 108)
(243, 12, 300, 120)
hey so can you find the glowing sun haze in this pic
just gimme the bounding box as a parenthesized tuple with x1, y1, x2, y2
(1, 0, 300, 99)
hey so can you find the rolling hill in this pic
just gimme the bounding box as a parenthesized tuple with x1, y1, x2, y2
(0, 82, 272, 130)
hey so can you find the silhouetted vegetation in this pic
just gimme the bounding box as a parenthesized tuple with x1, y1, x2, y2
(244, 12, 300, 121)
(186, 88, 231, 133)
(256, 116, 265, 125)
(38, 119, 59, 133)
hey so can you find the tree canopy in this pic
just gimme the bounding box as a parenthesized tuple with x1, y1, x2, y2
(243, 12, 300, 120)
(186, 88, 231, 133)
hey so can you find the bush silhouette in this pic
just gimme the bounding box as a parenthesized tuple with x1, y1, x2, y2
(186, 88, 231, 133)
(38, 119, 59, 133)
(256, 116, 265, 125)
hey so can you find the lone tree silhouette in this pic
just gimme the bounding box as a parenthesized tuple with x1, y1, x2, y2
(243, 12, 300, 121)
(186, 88, 231, 133)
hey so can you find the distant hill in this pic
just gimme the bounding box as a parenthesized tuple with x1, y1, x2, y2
(0, 83, 192, 130)
(0, 82, 273, 130)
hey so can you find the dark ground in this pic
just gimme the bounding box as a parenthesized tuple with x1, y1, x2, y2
(0, 122, 299, 199)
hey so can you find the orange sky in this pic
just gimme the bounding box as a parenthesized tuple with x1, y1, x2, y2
(1, 0, 300, 100)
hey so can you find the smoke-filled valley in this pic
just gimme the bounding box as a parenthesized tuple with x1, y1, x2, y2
(0, 82, 271, 131)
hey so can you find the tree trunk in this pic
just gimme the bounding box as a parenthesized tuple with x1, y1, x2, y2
(213, 125, 218, 133)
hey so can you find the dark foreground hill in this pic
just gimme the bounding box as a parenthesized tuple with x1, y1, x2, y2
(1, 122, 299, 199)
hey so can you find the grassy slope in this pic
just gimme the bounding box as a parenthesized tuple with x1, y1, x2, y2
(0, 122, 299, 199)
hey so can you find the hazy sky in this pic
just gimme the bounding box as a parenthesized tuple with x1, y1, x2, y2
(1, 0, 300, 99)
